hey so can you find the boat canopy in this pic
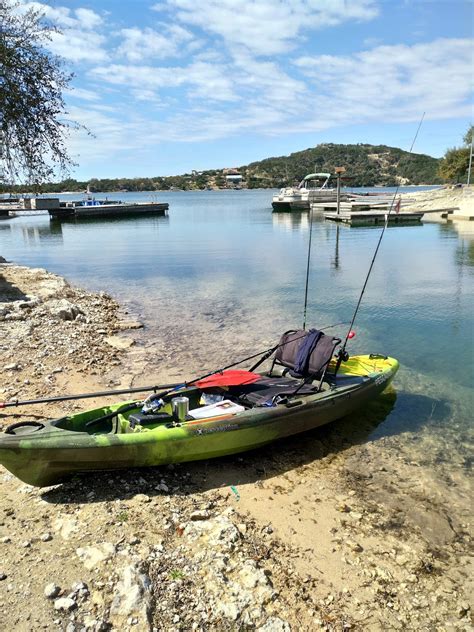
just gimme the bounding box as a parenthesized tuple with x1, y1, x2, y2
(303, 173, 331, 180)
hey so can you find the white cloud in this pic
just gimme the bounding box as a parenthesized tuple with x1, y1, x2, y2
(18, 2, 108, 62)
(116, 25, 196, 61)
(17, 1, 468, 172)
(92, 61, 237, 102)
(81, 37, 473, 150)
(75, 8, 102, 29)
(294, 38, 474, 126)
(48, 30, 108, 62)
(65, 87, 101, 102)
(153, 0, 379, 56)
(22, 2, 103, 30)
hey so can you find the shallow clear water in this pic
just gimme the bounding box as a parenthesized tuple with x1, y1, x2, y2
(1, 189, 473, 480)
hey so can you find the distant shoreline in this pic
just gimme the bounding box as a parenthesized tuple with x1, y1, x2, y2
(1, 184, 444, 197)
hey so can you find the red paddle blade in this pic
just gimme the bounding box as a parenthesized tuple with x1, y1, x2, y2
(195, 370, 261, 389)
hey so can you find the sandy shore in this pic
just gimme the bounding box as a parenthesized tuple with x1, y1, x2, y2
(401, 185, 473, 219)
(0, 258, 472, 631)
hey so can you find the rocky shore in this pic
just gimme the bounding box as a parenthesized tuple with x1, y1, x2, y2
(0, 262, 472, 631)
(402, 184, 473, 219)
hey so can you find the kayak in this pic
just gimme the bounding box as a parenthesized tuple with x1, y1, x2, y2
(0, 354, 398, 487)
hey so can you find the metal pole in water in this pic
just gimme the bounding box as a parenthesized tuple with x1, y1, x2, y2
(335, 167, 345, 216)
(468, 130, 473, 186)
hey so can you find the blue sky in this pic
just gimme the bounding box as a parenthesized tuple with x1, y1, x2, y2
(23, 0, 474, 179)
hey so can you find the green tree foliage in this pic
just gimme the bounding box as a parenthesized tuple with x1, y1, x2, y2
(463, 125, 473, 146)
(438, 125, 472, 183)
(243, 143, 441, 188)
(438, 147, 470, 183)
(0, 0, 79, 185)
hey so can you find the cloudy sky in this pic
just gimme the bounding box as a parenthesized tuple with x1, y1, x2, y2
(22, 0, 474, 179)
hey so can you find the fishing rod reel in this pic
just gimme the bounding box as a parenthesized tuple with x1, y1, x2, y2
(336, 348, 350, 363)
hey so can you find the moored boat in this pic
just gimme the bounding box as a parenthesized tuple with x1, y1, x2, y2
(0, 328, 398, 487)
(272, 173, 344, 211)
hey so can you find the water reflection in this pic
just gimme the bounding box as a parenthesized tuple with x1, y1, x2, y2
(7, 220, 64, 246)
(332, 223, 341, 270)
(50, 214, 169, 229)
(271, 211, 310, 231)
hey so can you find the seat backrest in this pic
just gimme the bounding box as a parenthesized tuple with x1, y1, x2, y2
(275, 329, 340, 378)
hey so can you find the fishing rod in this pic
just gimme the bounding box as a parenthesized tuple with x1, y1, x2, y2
(142, 319, 349, 403)
(336, 113, 426, 369)
(0, 321, 348, 410)
(0, 382, 183, 409)
(302, 205, 315, 330)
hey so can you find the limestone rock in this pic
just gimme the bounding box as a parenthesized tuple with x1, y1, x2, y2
(105, 335, 135, 350)
(54, 597, 76, 611)
(44, 583, 61, 599)
(48, 298, 83, 321)
(184, 512, 240, 550)
(258, 617, 292, 632)
(76, 543, 116, 570)
(109, 563, 152, 631)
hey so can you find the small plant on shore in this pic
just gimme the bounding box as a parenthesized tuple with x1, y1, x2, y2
(169, 569, 185, 580)
(116, 511, 129, 523)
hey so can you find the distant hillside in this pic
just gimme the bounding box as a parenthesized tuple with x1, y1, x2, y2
(1, 143, 442, 193)
(240, 143, 442, 188)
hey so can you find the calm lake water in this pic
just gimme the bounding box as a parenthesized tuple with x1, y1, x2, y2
(1, 189, 473, 486)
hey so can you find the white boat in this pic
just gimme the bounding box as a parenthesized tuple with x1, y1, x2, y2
(272, 173, 340, 211)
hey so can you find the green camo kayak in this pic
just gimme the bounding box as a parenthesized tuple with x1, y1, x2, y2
(0, 355, 398, 487)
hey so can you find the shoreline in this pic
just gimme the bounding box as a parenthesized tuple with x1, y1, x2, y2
(0, 261, 472, 630)
(400, 184, 473, 220)
(2, 184, 445, 196)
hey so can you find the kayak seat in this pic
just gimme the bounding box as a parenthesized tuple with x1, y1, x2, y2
(230, 376, 317, 407)
(247, 328, 341, 404)
(271, 329, 341, 380)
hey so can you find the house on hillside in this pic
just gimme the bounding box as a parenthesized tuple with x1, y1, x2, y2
(223, 168, 243, 188)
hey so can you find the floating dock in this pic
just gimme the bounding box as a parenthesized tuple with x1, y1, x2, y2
(324, 210, 424, 225)
(311, 197, 417, 212)
(49, 201, 169, 220)
(324, 207, 458, 226)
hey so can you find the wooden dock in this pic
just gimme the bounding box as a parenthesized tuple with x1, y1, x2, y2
(324, 207, 459, 225)
(49, 201, 169, 220)
(324, 210, 424, 225)
(311, 198, 416, 212)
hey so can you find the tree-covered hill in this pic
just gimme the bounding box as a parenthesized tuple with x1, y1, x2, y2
(1, 143, 442, 193)
(240, 143, 442, 188)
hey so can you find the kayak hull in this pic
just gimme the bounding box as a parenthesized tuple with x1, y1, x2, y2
(0, 355, 399, 486)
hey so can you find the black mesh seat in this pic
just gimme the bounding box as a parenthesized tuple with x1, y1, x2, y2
(230, 376, 317, 407)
